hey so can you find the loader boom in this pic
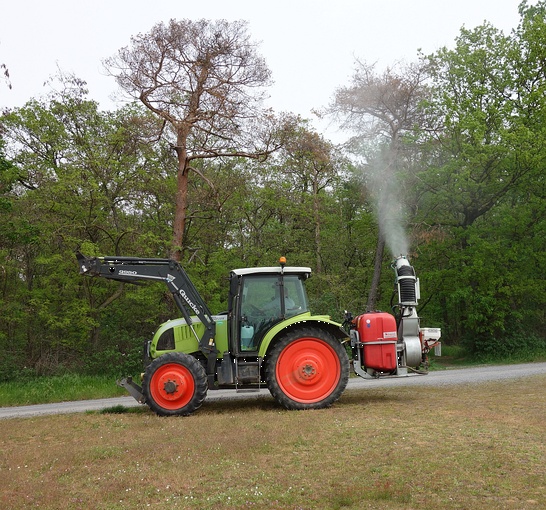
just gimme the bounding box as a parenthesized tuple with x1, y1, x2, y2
(76, 252, 219, 387)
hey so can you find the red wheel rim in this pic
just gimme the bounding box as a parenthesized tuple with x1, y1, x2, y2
(149, 363, 195, 410)
(276, 338, 341, 404)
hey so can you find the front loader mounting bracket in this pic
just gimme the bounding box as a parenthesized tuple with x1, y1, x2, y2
(117, 377, 146, 404)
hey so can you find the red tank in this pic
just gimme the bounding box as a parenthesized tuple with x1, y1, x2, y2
(356, 312, 398, 371)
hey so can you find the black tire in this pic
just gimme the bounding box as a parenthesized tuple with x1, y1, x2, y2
(142, 352, 208, 417)
(265, 327, 350, 410)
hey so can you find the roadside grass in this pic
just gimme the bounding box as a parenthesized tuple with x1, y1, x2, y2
(1, 375, 545, 510)
(0, 374, 139, 407)
(429, 346, 546, 369)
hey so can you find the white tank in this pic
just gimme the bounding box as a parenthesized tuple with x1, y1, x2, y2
(241, 325, 254, 350)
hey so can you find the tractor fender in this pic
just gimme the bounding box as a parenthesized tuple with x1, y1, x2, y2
(258, 314, 349, 359)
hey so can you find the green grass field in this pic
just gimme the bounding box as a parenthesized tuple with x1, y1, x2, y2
(1, 373, 545, 509)
(0, 374, 138, 407)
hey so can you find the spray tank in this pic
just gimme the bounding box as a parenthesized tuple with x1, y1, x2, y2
(345, 255, 441, 378)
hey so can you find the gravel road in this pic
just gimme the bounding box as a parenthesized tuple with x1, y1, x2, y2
(1, 362, 545, 420)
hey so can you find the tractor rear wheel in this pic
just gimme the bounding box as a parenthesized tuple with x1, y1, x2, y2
(265, 327, 349, 410)
(143, 352, 208, 417)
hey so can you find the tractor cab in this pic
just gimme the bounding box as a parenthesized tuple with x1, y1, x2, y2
(228, 263, 311, 354)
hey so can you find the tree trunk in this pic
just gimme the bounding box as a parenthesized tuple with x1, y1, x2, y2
(171, 135, 189, 262)
(90, 322, 101, 351)
(366, 233, 385, 312)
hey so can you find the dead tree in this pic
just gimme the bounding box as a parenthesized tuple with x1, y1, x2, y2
(105, 19, 291, 260)
(322, 59, 432, 310)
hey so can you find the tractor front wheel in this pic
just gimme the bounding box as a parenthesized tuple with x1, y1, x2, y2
(143, 352, 208, 417)
(265, 327, 349, 410)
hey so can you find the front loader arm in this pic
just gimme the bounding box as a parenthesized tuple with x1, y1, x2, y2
(76, 252, 218, 386)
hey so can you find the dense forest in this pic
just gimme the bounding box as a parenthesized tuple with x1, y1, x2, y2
(1, 2, 546, 380)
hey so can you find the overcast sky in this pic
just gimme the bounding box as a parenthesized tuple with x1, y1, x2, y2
(0, 0, 531, 141)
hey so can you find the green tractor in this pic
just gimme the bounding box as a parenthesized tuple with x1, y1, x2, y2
(77, 253, 350, 416)
(77, 253, 441, 417)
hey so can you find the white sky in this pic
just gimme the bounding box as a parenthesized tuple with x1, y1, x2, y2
(0, 0, 530, 141)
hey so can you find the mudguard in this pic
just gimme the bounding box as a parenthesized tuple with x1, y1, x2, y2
(258, 312, 348, 358)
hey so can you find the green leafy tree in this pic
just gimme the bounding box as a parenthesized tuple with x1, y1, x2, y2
(416, 2, 546, 350)
(1, 76, 175, 373)
(280, 122, 342, 275)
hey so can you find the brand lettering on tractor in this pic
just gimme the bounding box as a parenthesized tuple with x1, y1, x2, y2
(179, 289, 200, 315)
(119, 270, 138, 276)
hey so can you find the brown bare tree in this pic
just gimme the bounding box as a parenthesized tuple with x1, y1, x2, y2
(322, 59, 432, 310)
(327, 59, 431, 148)
(1, 64, 10, 90)
(1, 41, 11, 90)
(104, 19, 289, 261)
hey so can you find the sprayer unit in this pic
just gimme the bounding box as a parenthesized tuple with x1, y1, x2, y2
(395, 256, 420, 306)
(346, 255, 441, 378)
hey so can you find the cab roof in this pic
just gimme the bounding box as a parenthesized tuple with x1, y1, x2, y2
(230, 266, 312, 277)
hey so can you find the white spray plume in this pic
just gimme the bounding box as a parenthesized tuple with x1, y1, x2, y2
(367, 157, 409, 258)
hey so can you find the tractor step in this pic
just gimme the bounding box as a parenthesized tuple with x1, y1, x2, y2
(235, 388, 262, 393)
(235, 357, 262, 392)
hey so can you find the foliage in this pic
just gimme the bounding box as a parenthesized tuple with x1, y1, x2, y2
(2, 5, 546, 379)
(411, 1, 546, 351)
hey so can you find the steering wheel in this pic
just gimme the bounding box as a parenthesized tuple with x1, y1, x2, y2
(247, 304, 264, 316)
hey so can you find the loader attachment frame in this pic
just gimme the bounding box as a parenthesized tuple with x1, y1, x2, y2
(116, 377, 146, 404)
(76, 252, 218, 388)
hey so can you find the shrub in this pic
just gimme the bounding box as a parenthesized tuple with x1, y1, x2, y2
(84, 334, 146, 377)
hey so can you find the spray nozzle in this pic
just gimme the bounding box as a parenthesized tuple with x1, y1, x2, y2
(391, 254, 411, 274)
(394, 255, 411, 270)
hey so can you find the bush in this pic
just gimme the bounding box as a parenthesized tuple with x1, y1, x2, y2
(0, 350, 23, 383)
(0, 332, 27, 382)
(83, 334, 146, 378)
(466, 326, 546, 361)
